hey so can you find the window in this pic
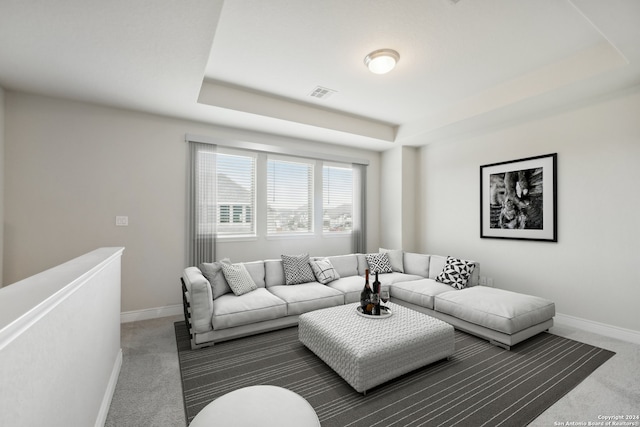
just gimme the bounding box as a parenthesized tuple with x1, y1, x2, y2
(216, 150, 256, 236)
(323, 164, 353, 233)
(267, 157, 314, 234)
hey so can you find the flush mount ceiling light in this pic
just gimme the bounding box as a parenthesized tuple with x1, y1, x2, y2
(364, 49, 400, 74)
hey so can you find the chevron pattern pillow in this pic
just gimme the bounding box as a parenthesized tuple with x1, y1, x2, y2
(365, 252, 393, 274)
(281, 254, 316, 285)
(435, 256, 476, 289)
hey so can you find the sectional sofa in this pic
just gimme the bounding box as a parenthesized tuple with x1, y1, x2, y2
(181, 250, 555, 350)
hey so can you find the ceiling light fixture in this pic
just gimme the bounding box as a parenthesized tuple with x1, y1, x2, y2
(364, 49, 400, 74)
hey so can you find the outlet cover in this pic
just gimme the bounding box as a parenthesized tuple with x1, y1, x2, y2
(115, 216, 128, 226)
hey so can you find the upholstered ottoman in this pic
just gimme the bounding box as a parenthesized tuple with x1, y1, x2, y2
(298, 302, 454, 394)
(434, 286, 555, 350)
(189, 385, 319, 427)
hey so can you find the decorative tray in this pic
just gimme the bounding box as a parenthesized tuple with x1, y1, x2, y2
(356, 305, 393, 319)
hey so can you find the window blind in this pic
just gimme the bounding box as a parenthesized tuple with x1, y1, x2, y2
(323, 164, 353, 233)
(216, 150, 256, 236)
(267, 157, 313, 234)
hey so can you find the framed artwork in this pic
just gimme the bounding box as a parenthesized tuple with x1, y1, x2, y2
(480, 153, 557, 242)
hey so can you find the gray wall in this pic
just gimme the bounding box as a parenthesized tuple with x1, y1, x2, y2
(3, 92, 381, 312)
(418, 89, 640, 333)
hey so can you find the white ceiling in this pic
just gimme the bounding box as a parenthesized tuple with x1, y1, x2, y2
(1, 0, 639, 151)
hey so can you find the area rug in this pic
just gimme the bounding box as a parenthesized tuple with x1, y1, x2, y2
(174, 322, 614, 426)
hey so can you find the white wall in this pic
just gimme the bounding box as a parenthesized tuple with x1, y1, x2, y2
(0, 86, 4, 284)
(381, 146, 418, 252)
(418, 89, 640, 332)
(0, 248, 123, 427)
(3, 92, 381, 312)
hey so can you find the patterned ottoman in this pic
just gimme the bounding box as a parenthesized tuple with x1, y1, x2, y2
(298, 302, 455, 394)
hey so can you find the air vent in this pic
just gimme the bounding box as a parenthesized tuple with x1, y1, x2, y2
(309, 86, 337, 100)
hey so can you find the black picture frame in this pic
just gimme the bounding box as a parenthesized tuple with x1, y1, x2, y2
(480, 153, 557, 242)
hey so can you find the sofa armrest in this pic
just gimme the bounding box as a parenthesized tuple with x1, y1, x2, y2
(182, 267, 214, 333)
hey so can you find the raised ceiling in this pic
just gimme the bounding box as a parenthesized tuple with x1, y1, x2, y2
(1, 0, 639, 151)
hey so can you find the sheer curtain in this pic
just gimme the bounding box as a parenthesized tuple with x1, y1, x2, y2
(351, 163, 367, 253)
(188, 142, 217, 266)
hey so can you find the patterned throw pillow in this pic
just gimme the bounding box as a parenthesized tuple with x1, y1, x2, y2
(309, 258, 340, 285)
(365, 252, 393, 274)
(199, 258, 232, 299)
(220, 260, 258, 296)
(281, 254, 316, 285)
(435, 256, 476, 290)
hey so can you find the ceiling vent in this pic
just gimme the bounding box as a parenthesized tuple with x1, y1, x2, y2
(309, 86, 337, 100)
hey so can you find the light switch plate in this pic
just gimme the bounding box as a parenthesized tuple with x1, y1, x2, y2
(115, 216, 128, 226)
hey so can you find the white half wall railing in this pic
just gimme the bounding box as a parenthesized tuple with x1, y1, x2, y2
(0, 247, 125, 427)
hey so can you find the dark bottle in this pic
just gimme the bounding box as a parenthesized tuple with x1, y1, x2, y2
(360, 269, 373, 314)
(372, 272, 381, 315)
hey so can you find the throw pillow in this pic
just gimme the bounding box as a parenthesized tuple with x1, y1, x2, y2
(220, 260, 258, 296)
(365, 252, 393, 274)
(435, 256, 476, 290)
(379, 248, 404, 273)
(200, 259, 232, 299)
(309, 258, 340, 285)
(281, 254, 316, 285)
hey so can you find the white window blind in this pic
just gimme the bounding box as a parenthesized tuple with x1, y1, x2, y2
(267, 156, 314, 234)
(216, 150, 256, 236)
(323, 164, 353, 233)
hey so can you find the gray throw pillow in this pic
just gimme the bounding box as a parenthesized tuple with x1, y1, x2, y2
(379, 248, 404, 273)
(200, 258, 232, 299)
(281, 254, 316, 285)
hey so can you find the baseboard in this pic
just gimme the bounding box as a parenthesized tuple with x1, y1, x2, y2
(554, 312, 640, 345)
(95, 349, 122, 427)
(120, 304, 183, 323)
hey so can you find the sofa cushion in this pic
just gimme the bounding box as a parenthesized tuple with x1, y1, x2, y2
(268, 283, 344, 315)
(220, 261, 258, 296)
(365, 253, 393, 274)
(326, 275, 366, 304)
(375, 272, 423, 288)
(242, 261, 266, 288)
(428, 255, 447, 279)
(435, 256, 476, 290)
(379, 248, 404, 273)
(435, 286, 556, 335)
(281, 254, 316, 285)
(403, 253, 430, 277)
(323, 254, 358, 278)
(309, 258, 340, 284)
(212, 288, 287, 330)
(264, 259, 285, 287)
(200, 259, 231, 299)
(391, 278, 456, 310)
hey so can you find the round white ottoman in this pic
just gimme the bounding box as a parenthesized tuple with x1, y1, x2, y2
(189, 385, 320, 427)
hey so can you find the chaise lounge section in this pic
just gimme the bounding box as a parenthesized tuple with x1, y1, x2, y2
(182, 250, 555, 351)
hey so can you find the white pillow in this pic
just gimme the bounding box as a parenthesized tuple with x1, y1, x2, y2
(309, 258, 340, 284)
(379, 248, 404, 273)
(220, 260, 258, 296)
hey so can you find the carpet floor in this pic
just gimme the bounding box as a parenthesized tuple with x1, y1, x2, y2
(175, 322, 614, 426)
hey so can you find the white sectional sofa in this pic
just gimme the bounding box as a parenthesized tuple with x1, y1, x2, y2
(181, 251, 555, 350)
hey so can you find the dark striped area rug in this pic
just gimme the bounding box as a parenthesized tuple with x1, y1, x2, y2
(175, 322, 614, 426)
